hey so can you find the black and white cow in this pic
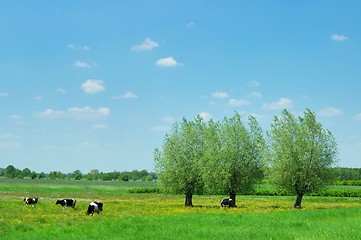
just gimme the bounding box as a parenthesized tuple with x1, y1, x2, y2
(220, 198, 235, 208)
(24, 197, 39, 207)
(55, 198, 76, 210)
(86, 201, 103, 216)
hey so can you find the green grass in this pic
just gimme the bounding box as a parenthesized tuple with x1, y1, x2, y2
(2, 178, 361, 239)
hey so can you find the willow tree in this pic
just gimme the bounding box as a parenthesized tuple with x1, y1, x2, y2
(154, 116, 205, 206)
(268, 109, 338, 208)
(202, 113, 265, 206)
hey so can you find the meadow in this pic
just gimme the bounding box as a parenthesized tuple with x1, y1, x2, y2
(1, 178, 361, 239)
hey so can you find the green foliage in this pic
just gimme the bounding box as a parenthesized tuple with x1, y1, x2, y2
(0, 165, 156, 182)
(202, 114, 265, 197)
(128, 188, 164, 194)
(332, 167, 361, 181)
(267, 109, 338, 204)
(155, 117, 206, 198)
(334, 180, 361, 186)
(155, 113, 265, 205)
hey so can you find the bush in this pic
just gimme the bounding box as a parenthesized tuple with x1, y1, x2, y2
(128, 188, 167, 194)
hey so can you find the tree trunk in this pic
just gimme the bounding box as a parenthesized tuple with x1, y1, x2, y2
(229, 192, 237, 207)
(185, 193, 193, 207)
(294, 193, 303, 208)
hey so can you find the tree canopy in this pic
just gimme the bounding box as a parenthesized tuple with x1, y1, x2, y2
(154, 116, 205, 206)
(155, 112, 265, 206)
(267, 109, 338, 208)
(202, 114, 265, 206)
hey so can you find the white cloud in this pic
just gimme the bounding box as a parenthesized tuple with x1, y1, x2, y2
(251, 91, 262, 98)
(68, 107, 110, 120)
(0, 92, 9, 97)
(331, 34, 349, 42)
(318, 107, 343, 117)
(112, 91, 138, 100)
(67, 44, 90, 50)
(353, 113, 361, 121)
(74, 60, 92, 68)
(228, 98, 250, 107)
(198, 112, 212, 121)
(131, 38, 159, 52)
(121, 91, 138, 99)
(38, 109, 66, 119)
(248, 80, 260, 87)
(212, 91, 229, 99)
(156, 57, 179, 68)
(263, 98, 293, 110)
(81, 79, 105, 93)
(38, 107, 110, 120)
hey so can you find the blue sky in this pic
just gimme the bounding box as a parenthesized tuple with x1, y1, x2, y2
(1, 1, 361, 173)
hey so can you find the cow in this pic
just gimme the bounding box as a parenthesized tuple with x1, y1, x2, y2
(55, 198, 76, 210)
(24, 197, 39, 207)
(86, 201, 103, 216)
(220, 198, 235, 208)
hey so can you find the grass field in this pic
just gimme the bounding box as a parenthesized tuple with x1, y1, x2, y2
(1, 178, 361, 239)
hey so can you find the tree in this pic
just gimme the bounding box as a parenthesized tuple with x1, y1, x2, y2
(48, 171, 65, 180)
(71, 170, 83, 180)
(30, 171, 38, 179)
(202, 113, 264, 206)
(22, 168, 31, 178)
(38, 172, 46, 179)
(6, 165, 16, 178)
(155, 116, 205, 206)
(86, 169, 100, 180)
(268, 109, 338, 208)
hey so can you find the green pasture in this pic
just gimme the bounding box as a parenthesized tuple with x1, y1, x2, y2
(1, 179, 361, 239)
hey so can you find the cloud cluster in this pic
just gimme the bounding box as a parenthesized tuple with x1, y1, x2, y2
(81, 80, 105, 93)
(131, 38, 159, 52)
(130, 38, 181, 68)
(38, 107, 110, 120)
(228, 98, 250, 107)
(251, 91, 262, 98)
(198, 112, 212, 121)
(67, 44, 90, 51)
(263, 98, 293, 110)
(74, 60, 96, 68)
(331, 34, 348, 42)
(156, 57, 179, 68)
(212, 91, 229, 99)
(318, 107, 343, 117)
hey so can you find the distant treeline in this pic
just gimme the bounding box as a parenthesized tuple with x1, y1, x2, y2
(0, 165, 157, 181)
(1, 165, 361, 183)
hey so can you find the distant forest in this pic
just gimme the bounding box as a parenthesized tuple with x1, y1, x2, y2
(0, 165, 157, 181)
(1, 164, 361, 184)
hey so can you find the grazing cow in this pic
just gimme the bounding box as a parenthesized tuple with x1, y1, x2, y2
(55, 198, 76, 210)
(86, 201, 103, 216)
(220, 198, 235, 208)
(24, 197, 39, 207)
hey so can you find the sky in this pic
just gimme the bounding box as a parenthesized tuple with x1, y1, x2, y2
(1, 1, 361, 173)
